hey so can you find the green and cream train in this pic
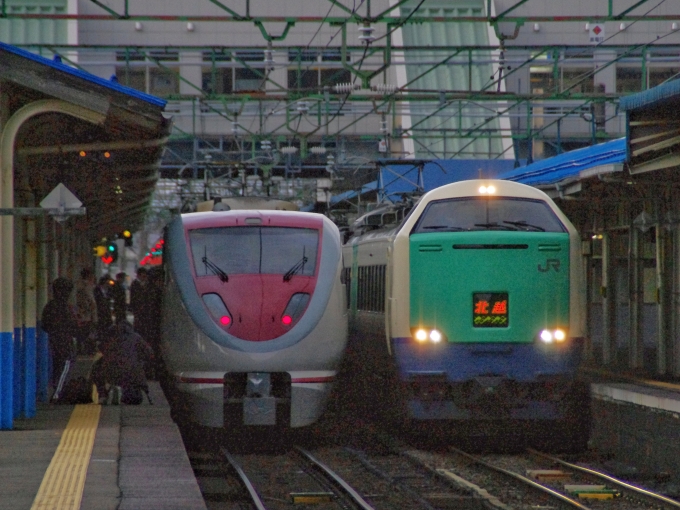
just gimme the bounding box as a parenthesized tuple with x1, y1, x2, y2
(343, 179, 589, 443)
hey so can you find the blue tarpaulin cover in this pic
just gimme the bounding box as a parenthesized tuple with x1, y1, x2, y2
(497, 138, 626, 186)
(619, 78, 680, 112)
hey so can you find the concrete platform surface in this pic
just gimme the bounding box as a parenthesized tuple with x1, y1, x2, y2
(1, 382, 206, 510)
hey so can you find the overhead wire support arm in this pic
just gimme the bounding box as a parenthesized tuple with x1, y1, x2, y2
(327, 0, 358, 17)
(373, 0, 414, 21)
(208, 0, 250, 21)
(613, 0, 653, 20)
(254, 20, 295, 42)
(89, 0, 129, 19)
(491, 0, 530, 23)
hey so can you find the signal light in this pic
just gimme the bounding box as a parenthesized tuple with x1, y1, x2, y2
(281, 315, 293, 325)
(79, 150, 87, 157)
(122, 230, 133, 247)
(104, 151, 111, 158)
(102, 242, 118, 264)
(220, 316, 231, 325)
(93, 245, 107, 257)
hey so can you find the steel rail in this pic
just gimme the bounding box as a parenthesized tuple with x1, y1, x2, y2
(221, 449, 268, 510)
(345, 447, 441, 510)
(449, 446, 592, 510)
(528, 448, 680, 509)
(295, 446, 376, 510)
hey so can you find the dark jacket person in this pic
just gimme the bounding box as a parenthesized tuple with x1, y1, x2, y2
(41, 277, 78, 385)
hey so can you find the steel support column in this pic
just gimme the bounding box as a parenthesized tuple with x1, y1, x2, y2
(655, 224, 670, 375)
(601, 232, 617, 365)
(36, 214, 49, 402)
(629, 227, 644, 370)
(12, 206, 24, 418)
(22, 201, 37, 417)
(674, 225, 680, 377)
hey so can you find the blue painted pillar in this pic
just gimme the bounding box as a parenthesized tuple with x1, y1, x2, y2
(23, 326, 36, 417)
(36, 327, 49, 402)
(1, 331, 14, 429)
(13, 327, 23, 417)
(21, 209, 38, 416)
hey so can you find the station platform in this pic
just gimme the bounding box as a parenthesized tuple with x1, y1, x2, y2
(590, 378, 680, 478)
(1, 380, 207, 510)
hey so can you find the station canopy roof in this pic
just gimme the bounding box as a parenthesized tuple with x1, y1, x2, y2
(619, 78, 680, 176)
(0, 42, 171, 240)
(497, 138, 627, 191)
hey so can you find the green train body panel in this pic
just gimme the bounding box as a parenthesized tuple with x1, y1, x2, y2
(410, 231, 570, 343)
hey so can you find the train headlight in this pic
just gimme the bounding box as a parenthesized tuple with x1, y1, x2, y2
(479, 184, 496, 194)
(412, 328, 446, 344)
(539, 328, 567, 344)
(202, 293, 232, 329)
(281, 293, 311, 326)
(415, 329, 428, 342)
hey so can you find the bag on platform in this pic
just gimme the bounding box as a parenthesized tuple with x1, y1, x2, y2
(58, 376, 94, 404)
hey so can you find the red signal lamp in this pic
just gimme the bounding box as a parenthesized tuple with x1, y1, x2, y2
(281, 315, 293, 325)
(220, 316, 231, 326)
(101, 254, 114, 264)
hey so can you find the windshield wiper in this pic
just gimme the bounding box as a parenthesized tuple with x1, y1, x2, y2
(283, 247, 308, 282)
(503, 220, 545, 232)
(473, 222, 517, 231)
(202, 247, 228, 282)
(422, 225, 465, 231)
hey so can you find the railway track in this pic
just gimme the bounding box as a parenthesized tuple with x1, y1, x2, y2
(221, 447, 375, 509)
(186, 424, 680, 510)
(409, 445, 680, 510)
(523, 448, 680, 509)
(309, 445, 482, 509)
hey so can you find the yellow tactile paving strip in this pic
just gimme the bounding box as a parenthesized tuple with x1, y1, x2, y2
(30, 404, 101, 510)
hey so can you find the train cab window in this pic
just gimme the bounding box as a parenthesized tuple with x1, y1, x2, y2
(412, 197, 566, 234)
(189, 227, 319, 277)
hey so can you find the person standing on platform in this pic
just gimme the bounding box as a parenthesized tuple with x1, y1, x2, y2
(41, 277, 78, 388)
(111, 272, 128, 324)
(94, 274, 113, 339)
(129, 267, 148, 333)
(141, 267, 163, 379)
(75, 267, 98, 354)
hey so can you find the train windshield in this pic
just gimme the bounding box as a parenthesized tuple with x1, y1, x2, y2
(189, 227, 318, 276)
(413, 197, 566, 234)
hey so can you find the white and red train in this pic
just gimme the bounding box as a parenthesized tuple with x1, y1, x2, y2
(160, 202, 347, 428)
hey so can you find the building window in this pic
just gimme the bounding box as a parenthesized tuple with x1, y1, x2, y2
(529, 68, 554, 94)
(562, 68, 594, 94)
(649, 68, 680, 88)
(234, 51, 265, 92)
(617, 67, 643, 93)
(114, 50, 179, 97)
(149, 69, 178, 96)
(320, 69, 352, 88)
(202, 50, 232, 94)
(287, 49, 352, 92)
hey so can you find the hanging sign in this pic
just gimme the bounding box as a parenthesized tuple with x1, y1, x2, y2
(589, 24, 605, 44)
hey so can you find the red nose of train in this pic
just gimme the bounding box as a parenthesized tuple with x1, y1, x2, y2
(188, 212, 321, 341)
